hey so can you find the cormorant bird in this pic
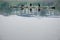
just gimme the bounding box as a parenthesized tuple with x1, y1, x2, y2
(21, 5, 24, 10)
(30, 3, 32, 12)
(38, 3, 40, 11)
(51, 7, 55, 9)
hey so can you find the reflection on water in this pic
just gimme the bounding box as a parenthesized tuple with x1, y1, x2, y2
(0, 1, 60, 17)
(0, 8, 60, 17)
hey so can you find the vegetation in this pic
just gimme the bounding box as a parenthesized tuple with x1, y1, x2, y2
(0, 1, 12, 13)
(54, 0, 60, 11)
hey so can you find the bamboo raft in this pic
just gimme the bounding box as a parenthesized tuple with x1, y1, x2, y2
(10, 6, 55, 9)
(9, 3, 55, 12)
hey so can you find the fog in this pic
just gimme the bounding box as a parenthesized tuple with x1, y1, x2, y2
(0, 15, 60, 40)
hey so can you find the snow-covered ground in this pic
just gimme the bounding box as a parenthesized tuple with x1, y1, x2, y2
(0, 15, 60, 40)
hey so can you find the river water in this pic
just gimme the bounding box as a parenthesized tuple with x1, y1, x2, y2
(0, 9, 60, 40)
(0, 15, 60, 40)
